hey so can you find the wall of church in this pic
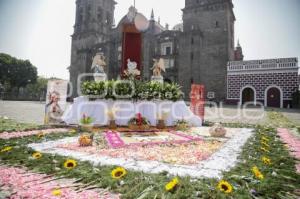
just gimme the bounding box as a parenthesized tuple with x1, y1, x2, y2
(179, 0, 235, 101)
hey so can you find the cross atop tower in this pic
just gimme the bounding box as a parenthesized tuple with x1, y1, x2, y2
(151, 9, 154, 20)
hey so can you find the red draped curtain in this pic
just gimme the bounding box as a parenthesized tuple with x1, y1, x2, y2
(121, 24, 142, 76)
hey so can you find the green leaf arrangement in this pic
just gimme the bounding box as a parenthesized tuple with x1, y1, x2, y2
(81, 80, 184, 101)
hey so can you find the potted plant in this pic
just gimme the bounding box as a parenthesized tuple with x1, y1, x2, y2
(80, 113, 93, 132)
(128, 113, 150, 131)
(106, 108, 118, 129)
(175, 119, 189, 131)
(157, 111, 169, 129)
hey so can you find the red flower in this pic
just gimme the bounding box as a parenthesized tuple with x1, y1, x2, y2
(137, 113, 142, 126)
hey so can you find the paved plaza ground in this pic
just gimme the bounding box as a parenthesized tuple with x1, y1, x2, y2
(0, 100, 299, 125)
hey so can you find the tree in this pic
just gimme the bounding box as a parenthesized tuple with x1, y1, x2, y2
(26, 77, 48, 99)
(0, 53, 38, 90)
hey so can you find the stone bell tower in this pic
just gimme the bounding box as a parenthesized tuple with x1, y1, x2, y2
(179, 0, 235, 101)
(69, 0, 116, 97)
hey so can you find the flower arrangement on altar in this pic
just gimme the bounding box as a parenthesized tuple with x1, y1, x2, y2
(175, 119, 189, 131)
(80, 114, 93, 132)
(106, 108, 118, 129)
(128, 113, 150, 130)
(157, 110, 169, 129)
(80, 114, 93, 125)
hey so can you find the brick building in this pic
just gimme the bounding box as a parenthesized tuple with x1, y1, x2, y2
(227, 57, 300, 108)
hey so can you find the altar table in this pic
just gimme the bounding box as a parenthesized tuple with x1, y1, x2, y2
(62, 96, 202, 127)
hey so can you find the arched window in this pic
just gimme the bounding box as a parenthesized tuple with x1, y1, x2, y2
(215, 21, 219, 28)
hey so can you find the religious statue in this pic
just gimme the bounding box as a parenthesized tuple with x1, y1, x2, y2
(91, 52, 107, 82)
(45, 91, 62, 124)
(127, 6, 137, 22)
(124, 59, 141, 77)
(151, 58, 165, 77)
(151, 58, 165, 83)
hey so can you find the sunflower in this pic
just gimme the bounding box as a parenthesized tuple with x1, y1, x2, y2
(63, 159, 77, 169)
(1, 146, 13, 153)
(37, 132, 44, 138)
(165, 177, 179, 192)
(261, 141, 270, 148)
(217, 180, 233, 194)
(32, 152, 42, 159)
(70, 129, 77, 134)
(252, 166, 264, 180)
(261, 156, 271, 165)
(111, 167, 127, 179)
(52, 188, 62, 196)
(261, 136, 270, 142)
(260, 147, 269, 153)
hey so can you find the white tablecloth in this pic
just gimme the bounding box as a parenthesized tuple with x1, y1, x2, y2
(62, 96, 202, 127)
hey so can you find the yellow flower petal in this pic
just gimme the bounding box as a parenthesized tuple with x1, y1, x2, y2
(217, 180, 233, 194)
(63, 159, 77, 169)
(165, 177, 179, 192)
(111, 167, 127, 179)
(261, 156, 271, 165)
(252, 166, 264, 180)
(1, 146, 12, 153)
(52, 188, 62, 196)
(32, 152, 42, 159)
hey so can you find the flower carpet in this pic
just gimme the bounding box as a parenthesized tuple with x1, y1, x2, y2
(0, 165, 120, 199)
(28, 127, 253, 179)
(1, 115, 300, 198)
(278, 128, 300, 173)
(104, 130, 202, 148)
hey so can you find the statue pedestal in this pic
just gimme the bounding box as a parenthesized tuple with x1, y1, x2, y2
(94, 73, 107, 82)
(151, 76, 164, 84)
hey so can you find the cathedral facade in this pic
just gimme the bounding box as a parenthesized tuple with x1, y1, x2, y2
(69, 0, 238, 101)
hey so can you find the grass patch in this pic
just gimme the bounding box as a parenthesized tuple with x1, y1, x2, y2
(266, 111, 296, 128)
(0, 118, 39, 132)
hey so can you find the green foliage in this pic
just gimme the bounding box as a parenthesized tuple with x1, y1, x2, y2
(81, 80, 184, 101)
(81, 81, 107, 97)
(114, 80, 134, 99)
(292, 90, 300, 108)
(25, 77, 48, 99)
(0, 53, 37, 89)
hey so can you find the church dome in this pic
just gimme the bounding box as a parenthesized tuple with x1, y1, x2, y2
(173, 23, 183, 32)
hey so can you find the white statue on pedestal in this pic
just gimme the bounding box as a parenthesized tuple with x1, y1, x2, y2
(124, 59, 141, 77)
(151, 58, 165, 84)
(91, 52, 107, 82)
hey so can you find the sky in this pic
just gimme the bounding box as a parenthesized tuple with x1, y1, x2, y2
(0, 0, 299, 80)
